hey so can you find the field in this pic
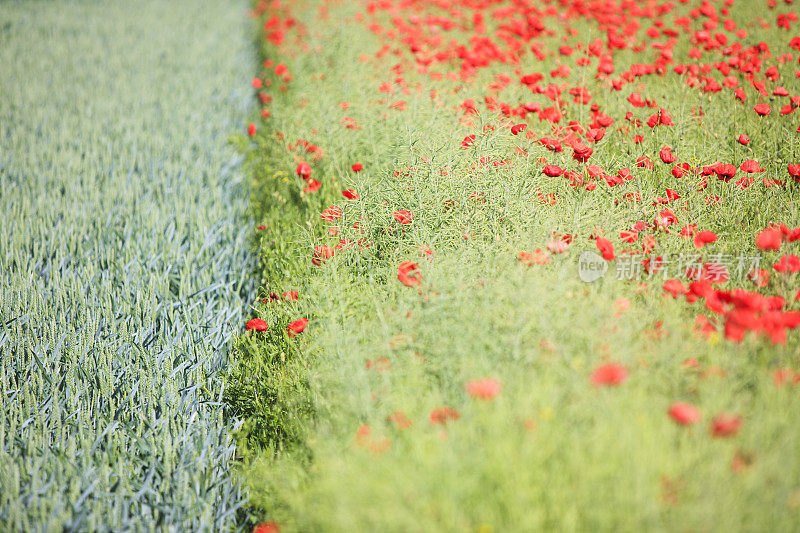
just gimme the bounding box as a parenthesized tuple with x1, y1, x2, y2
(2, 0, 800, 530)
(230, 0, 800, 531)
(0, 0, 254, 529)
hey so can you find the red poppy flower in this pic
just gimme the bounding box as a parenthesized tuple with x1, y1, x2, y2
(397, 261, 422, 287)
(520, 73, 543, 86)
(572, 142, 593, 162)
(312, 245, 335, 265)
(756, 228, 782, 250)
(671, 164, 689, 178)
(663, 279, 689, 298)
(303, 179, 321, 193)
(296, 161, 312, 178)
(590, 363, 628, 387)
(542, 165, 565, 177)
(355, 424, 391, 454)
(511, 123, 527, 135)
(351, 163, 363, 172)
(418, 244, 434, 257)
(738, 134, 750, 145)
(342, 189, 360, 200)
(747, 268, 770, 288)
(595, 237, 615, 261)
(287, 318, 308, 337)
(587, 128, 605, 142)
(465, 378, 502, 399)
(669, 402, 701, 426)
(429, 406, 460, 425)
(248, 123, 256, 136)
(246, 318, 268, 332)
(522, 102, 540, 113)
(251, 78, 263, 89)
(363, 355, 391, 372)
(788, 164, 800, 182)
(713, 164, 736, 180)
(711, 413, 742, 438)
(659, 147, 676, 164)
(647, 108, 674, 127)
(614, 298, 631, 314)
(461, 99, 478, 114)
(393, 210, 413, 224)
(620, 230, 638, 244)
(387, 411, 412, 430)
(518, 250, 550, 265)
(682, 357, 700, 369)
(546, 240, 569, 254)
(740, 159, 764, 173)
(320, 205, 342, 222)
(253, 522, 281, 533)
(774, 368, 800, 386)
(693, 230, 718, 248)
(754, 103, 771, 116)
(774, 254, 800, 273)
(461, 134, 476, 148)
(627, 92, 645, 107)
(724, 308, 761, 342)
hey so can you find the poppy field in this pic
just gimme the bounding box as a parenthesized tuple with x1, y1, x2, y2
(231, 0, 800, 530)
(2, 0, 800, 530)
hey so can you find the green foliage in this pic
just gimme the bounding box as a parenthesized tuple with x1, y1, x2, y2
(224, 140, 318, 463)
(232, 0, 800, 530)
(0, 0, 255, 529)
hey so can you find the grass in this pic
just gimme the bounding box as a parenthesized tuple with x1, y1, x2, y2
(0, 0, 255, 529)
(231, 0, 800, 530)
